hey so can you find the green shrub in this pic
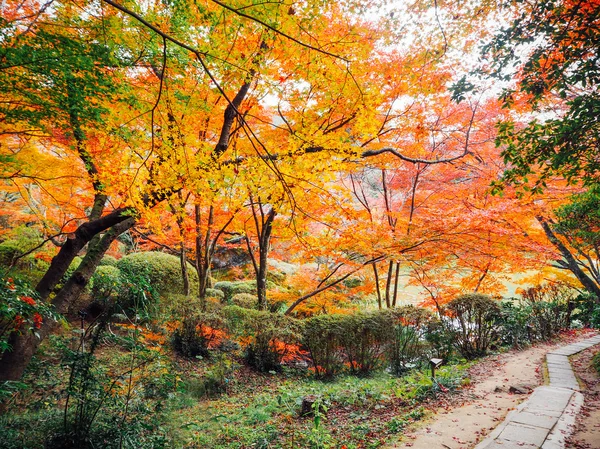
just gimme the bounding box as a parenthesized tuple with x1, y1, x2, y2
(117, 267, 159, 318)
(98, 255, 118, 267)
(214, 280, 256, 302)
(0, 241, 22, 267)
(445, 293, 501, 359)
(385, 306, 437, 373)
(205, 288, 225, 301)
(222, 305, 303, 372)
(0, 226, 43, 268)
(90, 265, 122, 299)
(521, 284, 573, 340)
(116, 251, 199, 295)
(339, 311, 393, 375)
(499, 299, 533, 348)
(303, 314, 346, 378)
(231, 293, 257, 309)
(571, 292, 600, 328)
(171, 312, 224, 358)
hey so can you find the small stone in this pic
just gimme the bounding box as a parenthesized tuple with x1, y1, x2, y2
(509, 384, 533, 394)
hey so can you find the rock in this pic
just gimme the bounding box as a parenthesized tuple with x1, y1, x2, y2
(494, 386, 504, 393)
(509, 384, 534, 394)
(300, 395, 318, 417)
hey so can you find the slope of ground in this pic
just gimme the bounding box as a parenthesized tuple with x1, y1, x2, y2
(389, 331, 596, 449)
(566, 345, 600, 449)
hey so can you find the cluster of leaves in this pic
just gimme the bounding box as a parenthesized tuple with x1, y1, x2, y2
(0, 277, 58, 352)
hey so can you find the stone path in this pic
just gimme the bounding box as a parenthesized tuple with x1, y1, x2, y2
(474, 334, 600, 449)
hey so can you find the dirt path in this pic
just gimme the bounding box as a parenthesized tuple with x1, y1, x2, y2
(566, 344, 600, 449)
(389, 332, 596, 449)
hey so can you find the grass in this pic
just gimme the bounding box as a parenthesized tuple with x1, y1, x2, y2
(0, 322, 473, 449)
(165, 363, 470, 449)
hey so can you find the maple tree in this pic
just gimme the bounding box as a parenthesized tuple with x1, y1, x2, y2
(1, 0, 593, 384)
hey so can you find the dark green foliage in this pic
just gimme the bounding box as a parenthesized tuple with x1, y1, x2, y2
(171, 313, 224, 359)
(521, 284, 573, 340)
(339, 311, 393, 375)
(222, 306, 302, 372)
(386, 307, 435, 374)
(445, 294, 501, 359)
(498, 299, 534, 348)
(90, 265, 122, 299)
(302, 314, 346, 378)
(117, 266, 159, 319)
(117, 252, 199, 296)
(571, 292, 600, 328)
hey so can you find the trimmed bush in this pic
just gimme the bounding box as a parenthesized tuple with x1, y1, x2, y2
(303, 314, 346, 378)
(171, 312, 224, 358)
(98, 255, 118, 267)
(214, 281, 255, 302)
(214, 280, 277, 303)
(339, 311, 393, 375)
(445, 293, 501, 359)
(521, 284, 573, 340)
(116, 251, 199, 295)
(205, 288, 225, 301)
(231, 293, 257, 309)
(222, 305, 303, 372)
(498, 299, 533, 348)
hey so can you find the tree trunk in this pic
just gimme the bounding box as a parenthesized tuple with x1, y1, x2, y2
(384, 260, 393, 308)
(180, 243, 190, 296)
(373, 262, 382, 309)
(392, 262, 400, 307)
(0, 217, 135, 381)
(537, 216, 600, 301)
(256, 208, 276, 310)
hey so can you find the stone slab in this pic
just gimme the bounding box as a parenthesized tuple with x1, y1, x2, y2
(548, 373, 577, 381)
(546, 360, 571, 368)
(510, 411, 559, 430)
(526, 387, 573, 412)
(497, 422, 550, 446)
(521, 406, 563, 418)
(547, 366, 575, 375)
(480, 439, 538, 449)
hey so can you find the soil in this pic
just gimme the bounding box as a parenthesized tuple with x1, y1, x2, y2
(566, 344, 600, 449)
(388, 331, 598, 449)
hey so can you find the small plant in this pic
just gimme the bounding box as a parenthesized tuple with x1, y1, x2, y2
(0, 277, 58, 353)
(592, 351, 600, 375)
(171, 313, 224, 358)
(223, 305, 303, 373)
